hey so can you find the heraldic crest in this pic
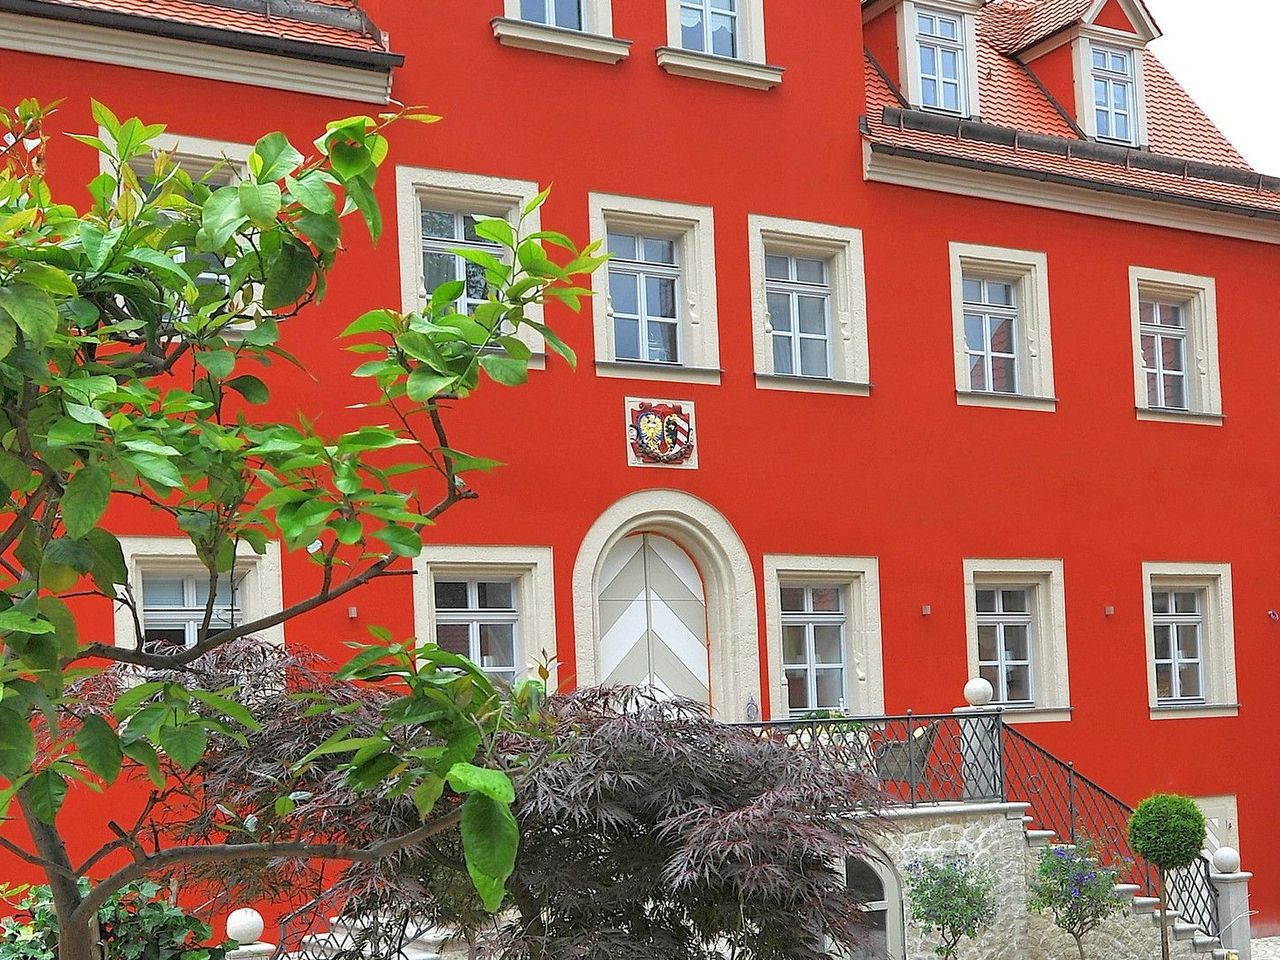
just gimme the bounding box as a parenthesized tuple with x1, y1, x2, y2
(628, 400, 695, 465)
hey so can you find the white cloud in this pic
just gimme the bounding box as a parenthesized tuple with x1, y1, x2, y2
(1146, 0, 1280, 174)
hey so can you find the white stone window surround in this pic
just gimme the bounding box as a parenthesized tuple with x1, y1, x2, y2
(412, 545, 557, 689)
(835, 848, 906, 958)
(896, 0, 983, 118)
(948, 242, 1056, 411)
(1072, 29, 1150, 146)
(588, 193, 720, 384)
(1128, 266, 1223, 425)
(112, 536, 284, 649)
(656, 0, 784, 90)
(962, 559, 1070, 723)
(492, 0, 631, 64)
(763, 555, 885, 720)
(395, 165, 546, 368)
(1142, 562, 1238, 720)
(747, 215, 871, 396)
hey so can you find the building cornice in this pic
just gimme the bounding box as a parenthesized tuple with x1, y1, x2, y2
(0, 7, 397, 103)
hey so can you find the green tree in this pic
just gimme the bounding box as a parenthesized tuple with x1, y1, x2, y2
(904, 856, 996, 959)
(1028, 842, 1124, 960)
(1129, 793, 1207, 960)
(0, 97, 602, 960)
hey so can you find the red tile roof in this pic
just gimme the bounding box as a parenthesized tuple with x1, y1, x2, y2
(5, 0, 395, 59)
(1142, 52, 1249, 169)
(981, 0, 1095, 53)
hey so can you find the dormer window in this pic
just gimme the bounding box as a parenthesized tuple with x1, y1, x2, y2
(1091, 44, 1135, 143)
(915, 7, 966, 113)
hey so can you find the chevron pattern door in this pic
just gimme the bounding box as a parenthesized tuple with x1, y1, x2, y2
(597, 533, 710, 704)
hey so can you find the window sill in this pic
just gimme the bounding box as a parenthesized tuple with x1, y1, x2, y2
(755, 373, 871, 396)
(655, 47, 784, 90)
(1149, 702, 1239, 721)
(596, 359, 721, 385)
(1135, 406, 1223, 427)
(491, 18, 632, 63)
(955, 390, 1057, 412)
(995, 705, 1072, 725)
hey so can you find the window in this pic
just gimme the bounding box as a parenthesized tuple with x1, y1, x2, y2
(844, 856, 905, 960)
(421, 210, 500, 316)
(975, 587, 1034, 704)
(494, 0, 631, 63)
(413, 546, 556, 688)
(1091, 44, 1135, 144)
(763, 555, 884, 719)
(1129, 267, 1222, 424)
(1142, 563, 1238, 719)
(396, 166, 546, 366)
(962, 276, 1019, 395)
(916, 7, 966, 113)
(588, 193, 719, 383)
(433, 579, 520, 684)
(963, 559, 1070, 722)
(519, 0, 582, 29)
(657, 0, 781, 89)
(949, 244, 1055, 410)
(766, 255, 830, 379)
(112, 537, 284, 650)
(607, 232, 681, 364)
(780, 584, 847, 715)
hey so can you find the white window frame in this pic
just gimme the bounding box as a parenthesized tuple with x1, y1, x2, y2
(963, 559, 1070, 722)
(112, 537, 284, 650)
(588, 193, 720, 384)
(1089, 42, 1136, 145)
(430, 576, 522, 685)
(1129, 267, 1222, 425)
(779, 583, 850, 716)
(606, 231, 683, 365)
(396, 165, 546, 368)
(974, 585, 1036, 706)
(949, 243, 1055, 411)
(493, 0, 631, 63)
(914, 6, 967, 115)
(748, 215, 870, 395)
(1073, 33, 1148, 146)
(1142, 562, 1237, 720)
(897, 0, 982, 118)
(763, 555, 884, 720)
(412, 546, 557, 689)
(656, 0, 783, 90)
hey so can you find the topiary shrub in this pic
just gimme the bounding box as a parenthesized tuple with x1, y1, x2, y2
(1129, 793, 1207, 960)
(904, 856, 996, 959)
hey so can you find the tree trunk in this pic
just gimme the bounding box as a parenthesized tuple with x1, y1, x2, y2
(16, 789, 97, 960)
(1158, 867, 1171, 960)
(1075, 934, 1086, 960)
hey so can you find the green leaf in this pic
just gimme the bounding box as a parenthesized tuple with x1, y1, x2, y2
(0, 707, 36, 780)
(446, 762, 515, 804)
(374, 525, 422, 558)
(238, 181, 283, 229)
(122, 739, 164, 789)
(0, 282, 58, 349)
(341, 309, 397, 337)
(38, 596, 79, 657)
(158, 724, 208, 771)
(85, 529, 128, 592)
(202, 186, 247, 249)
(17, 261, 77, 296)
(262, 240, 314, 310)
(188, 689, 261, 731)
(113, 681, 165, 719)
(61, 465, 111, 540)
(252, 132, 305, 182)
(125, 249, 192, 290)
(286, 171, 335, 214)
(226, 374, 269, 404)
(460, 793, 518, 912)
(413, 775, 445, 820)
(75, 715, 123, 783)
(195, 349, 235, 379)
(45, 537, 96, 573)
(344, 176, 382, 243)
(296, 210, 341, 254)
(0, 610, 55, 635)
(25, 771, 67, 824)
(406, 369, 454, 402)
(0, 314, 15, 361)
(130, 453, 182, 488)
(478, 354, 528, 387)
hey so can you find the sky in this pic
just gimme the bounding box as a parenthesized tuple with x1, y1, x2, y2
(1146, 0, 1280, 175)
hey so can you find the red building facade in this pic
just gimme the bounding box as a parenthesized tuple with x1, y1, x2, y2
(4, 0, 1280, 935)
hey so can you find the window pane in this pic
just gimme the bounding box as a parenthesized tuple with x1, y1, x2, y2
(1162, 374, 1185, 408)
(1151, 590, 1170, 614)
(964, 313, 985, 352)
(796, 258, 826, 284)
(767, 292, 793, 332)
(615, 317, 641, 361)
(797, 296, 827, 335)
(815, 669, 845, 708)
(643, 237, 675, 265)
(1178, 663, 1202, 699)
(1161, 337, 1184, 372)
(1155, 663, 1173, 699)
(520, 0, 547, 23)
(921, 77, 938, 107)
(710, 12, 737, 57)
(142, 575, 185, 608)
(1146, 371, 1161, 406)
(962, 278, 983, 302)
(1114, 114, 1130, 141)
(479, 623, 516, 668)
(975, 589, 996, 613)
(1002, 624, 1029, 662)
(1005, 665, 1032, 702)
(990, 357, 1016, 393)
(811, 586, 842, 612)
(1174, 591, 1198, 613)
(920, 45, 936, 75)
(1152, 624, 1172, 661)
(765, 254, 790, 280)
(940, 48, 959, 81)
(646, 276, 678, 319)
(799, 338, 829, 378)
(1139, 301, 1156, 324)
(1096, 107, 1111, 139)
(607, 231, 637, 260)
(1159, 303, 1183, 327)
(436, 623, 471, 656)
(464, 260, 488, 304)
(1176, 624, 1200, 660)
(979, 662, 999, 689)
(786, 668, 810, 711)
(1140, 334, 1156, 368)
(424, 251, 456, 295)
(610, 271, 638, 316)
(1000, 589, 1027, 613)
(772, 335, 793, 375)
(969, 355, 987, 391)
(977, 625, 998, 661)
(780, 586, 806, 612)
(942, 81, 959, 112)
(989, 318, 1014, 354)
(143, 627, 189, 653)
(680, 7, 705, 51)
(553, 0, 582, 29)
(813, 625, 843, 664)
(462, 215, 485, 243)
(846, 860, 885, 902)
(434, 581, 469, 610)
(782, 625, 807, 664)
(478, 581, 514, 610)
(421, 209, 456, 240)
(192, 574, 233, 606)
(647, 320, 679, 363)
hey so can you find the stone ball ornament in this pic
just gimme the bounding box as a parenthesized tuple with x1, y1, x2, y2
(964, 676, 995, 707)
(227, 907, 265, 945)
(1212, 846, 1242, 874)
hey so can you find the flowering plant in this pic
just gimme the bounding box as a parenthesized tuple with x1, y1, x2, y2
(1028, 842, 1124, 960)
(904, 856, 996, 958)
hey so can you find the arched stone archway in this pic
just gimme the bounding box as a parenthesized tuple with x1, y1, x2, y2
(572, 490, 761, 721)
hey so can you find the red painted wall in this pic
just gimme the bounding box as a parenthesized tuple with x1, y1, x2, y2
(1027, 42, 1079, 128)
(864, 8, 902, 89)
(3, 0, 1280, 935)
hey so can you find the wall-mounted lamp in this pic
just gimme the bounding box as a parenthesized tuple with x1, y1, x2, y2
(1104, 605, 1115, 617)
(921, 604, 932, 617)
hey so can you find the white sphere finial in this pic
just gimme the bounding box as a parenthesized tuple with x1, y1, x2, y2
(1212, 846, 1241, 874)
(227, 908, 265, 945)
(964, 677, 994, 707)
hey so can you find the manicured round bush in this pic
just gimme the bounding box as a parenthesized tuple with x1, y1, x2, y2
(1128, 793, 1207, 870)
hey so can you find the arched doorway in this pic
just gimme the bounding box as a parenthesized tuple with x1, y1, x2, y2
(598, 533, 710, 702)
(572, 490, 760, 721)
